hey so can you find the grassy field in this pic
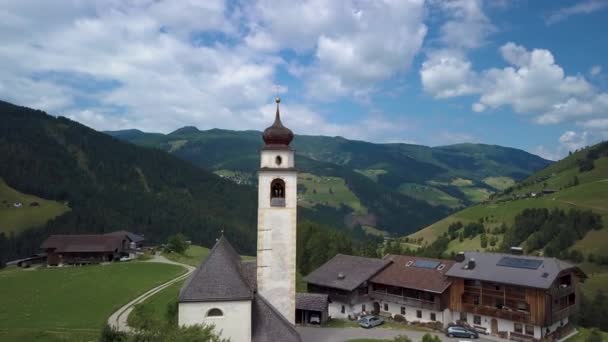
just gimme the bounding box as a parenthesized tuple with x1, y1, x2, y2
(163, 245, 211, 267)
(398, 183, 462, 209)
(355, 168, 388, 182)
(0, 179, 70, 234)
(565, 327, 608, 342)
(298, 173, 366, 214)
(0, 262, 185, 342)
(483, 176, 516, 190)
(128, 279, 185, 327)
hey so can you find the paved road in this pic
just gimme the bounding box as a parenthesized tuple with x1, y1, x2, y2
(297, 327, 497, 342)
(107, 254, 195, 332)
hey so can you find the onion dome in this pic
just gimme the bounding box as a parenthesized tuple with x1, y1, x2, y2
(262, 97, 294, 148)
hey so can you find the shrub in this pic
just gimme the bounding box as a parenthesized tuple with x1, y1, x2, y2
(99, 324, 128, 342)
(393, 314, 406, 323)
(421, 333, 442, 342)
(393, 335, 413, 342)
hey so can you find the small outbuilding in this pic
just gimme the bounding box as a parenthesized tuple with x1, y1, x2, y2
(296, 293, 329, 325)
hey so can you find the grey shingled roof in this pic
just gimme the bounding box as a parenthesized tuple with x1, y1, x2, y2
(179, 236, 253, 302)
(252, 294, 302, 342)
(105, 230, 145, 243)
(304, 254, 392, 291)
(445, 251, 586, 289)
(296, 293, 328, 312)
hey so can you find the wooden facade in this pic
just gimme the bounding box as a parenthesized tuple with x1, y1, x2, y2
(448, 270, 579, 327)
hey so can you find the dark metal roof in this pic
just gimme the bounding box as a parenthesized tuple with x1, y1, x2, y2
(445, 251, 586, 289)
(41, 234, 125, 253)
(252, 294, 302, 342)
(178, 236, 253, 302)
(296, 293, 328, 312)
(303, 254, 392, 291)
(105, 230, 145, 243)
(371, 255, 455, 294)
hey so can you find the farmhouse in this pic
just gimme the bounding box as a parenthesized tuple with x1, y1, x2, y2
(41, 231, 144, 266)
(304, 251, 585, 341)
(177, 98, 301, 342)
(447, 251, 586, 340)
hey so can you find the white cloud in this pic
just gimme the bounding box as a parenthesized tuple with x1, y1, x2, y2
(423, 42, 608, 128)
(545, 0, 608, 25)
(578, 118, 608, 130)
(246, 0, 428, 100)
(590, 65, 602, 77)
(559, 130, 590, 151)
(433, 0, 494, 50)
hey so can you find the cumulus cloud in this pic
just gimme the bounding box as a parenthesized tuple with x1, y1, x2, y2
(545, 0, 608, 25)
(423, 42, 608, 128)
(246, 0, 428, 100)
(590, 65, 602, 77)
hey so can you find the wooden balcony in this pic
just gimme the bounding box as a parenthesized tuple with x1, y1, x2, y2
(462, 303, 531, 323)
(372, 291, 441, 311)
(551, 285, 575, 298)
(552, 305, 576, 323)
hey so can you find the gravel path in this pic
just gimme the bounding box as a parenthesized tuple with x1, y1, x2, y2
(106, 254, 195, 332)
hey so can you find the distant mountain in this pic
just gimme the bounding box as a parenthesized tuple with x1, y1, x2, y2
(410, 140, 608, 259)
(0, 100, 258, 258)
(107, 126, 551, 236)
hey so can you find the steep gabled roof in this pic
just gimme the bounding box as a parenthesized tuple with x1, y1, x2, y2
(41, 234, 124, 253)
(303, 254, 392, 291)
(252, 294, 301, 342)
(179, 237, 253, 302)
(445, 251, 587, 289)
(371, 255, 455, 293)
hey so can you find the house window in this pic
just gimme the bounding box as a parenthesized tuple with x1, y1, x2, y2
(430, 313, 436, 321)
(417, 310, 422, 318)
(460, 312, 467, 322)
(401, 307, 406, 315)
(525, 325, 534, 336)
(516, 302, 528, 311)
(206, 308, 223, 317)
(473, 295, 480, 305)
(514, 323, 523, 334)
(384, 303, 389, 311)
(341, 305, 345, 314)
(362, 304, 366, 312)
(473, 315, 481, 325)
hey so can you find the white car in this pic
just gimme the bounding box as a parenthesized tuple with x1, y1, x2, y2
(119, 256, 132, 262)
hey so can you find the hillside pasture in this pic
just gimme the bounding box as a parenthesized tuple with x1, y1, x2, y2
(483, 176, 516, 190)
(298, 173, 366, 214)
(0, 262, 185, 342)
(398, 183, 462, 209)
(163, 245, 211, 267)
(0, 179, 70, 234)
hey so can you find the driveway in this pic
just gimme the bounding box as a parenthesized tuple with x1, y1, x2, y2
(107, 254, 195, 332)
(297, 326, 497, 342)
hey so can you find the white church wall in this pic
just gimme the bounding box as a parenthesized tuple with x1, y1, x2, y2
(260, 150, 295, 169)
(178, 300, 252, 342)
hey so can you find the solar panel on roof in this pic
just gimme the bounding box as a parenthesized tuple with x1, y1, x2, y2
(497, 256, 543, 270)
(413, 259, 440, 269)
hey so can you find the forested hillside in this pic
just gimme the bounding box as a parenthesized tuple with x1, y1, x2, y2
(108, 127, 550, 236)
(409, 140, 608, 259)
(0, 100, 258, 259)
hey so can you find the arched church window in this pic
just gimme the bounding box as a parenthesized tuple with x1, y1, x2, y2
(207, 308, 223, 317)
(270, 178, 286, 207)
(275, 155, 282, 166)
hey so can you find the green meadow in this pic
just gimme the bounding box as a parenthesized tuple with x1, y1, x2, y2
(0, 262, 184, 342)
(0, 179, 70, 234)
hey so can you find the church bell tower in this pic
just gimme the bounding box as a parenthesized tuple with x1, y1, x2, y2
(256, 97, 297, 323)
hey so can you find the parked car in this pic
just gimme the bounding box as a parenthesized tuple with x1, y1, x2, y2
(308, 314, 321, 325)
(119, 256, 132, 262)
(358, 315, 384, 329)
(446, 325, 479, 339)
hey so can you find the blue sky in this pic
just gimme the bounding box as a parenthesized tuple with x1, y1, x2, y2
(1, 0, 607, 160)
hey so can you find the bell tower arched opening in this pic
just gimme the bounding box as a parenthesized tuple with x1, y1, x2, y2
(270, 178, 286, 207)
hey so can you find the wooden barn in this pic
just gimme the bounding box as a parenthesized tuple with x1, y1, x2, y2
(41, 231, 144, 266)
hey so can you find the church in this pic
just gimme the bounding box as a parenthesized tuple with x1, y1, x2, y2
(177, 98, 302, 342)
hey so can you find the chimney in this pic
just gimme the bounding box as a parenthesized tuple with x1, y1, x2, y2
(467, 258, 476, 270)
(455, 252, 465, 263)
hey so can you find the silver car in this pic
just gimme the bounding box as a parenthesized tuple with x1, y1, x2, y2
(358, 315, 384, 329)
